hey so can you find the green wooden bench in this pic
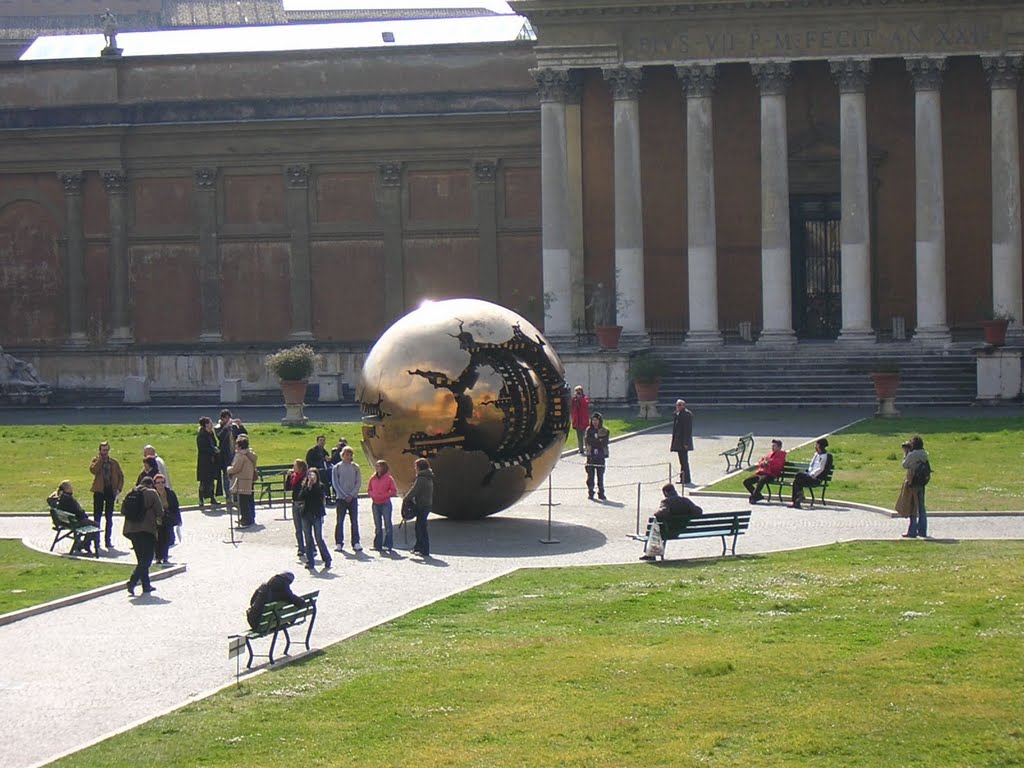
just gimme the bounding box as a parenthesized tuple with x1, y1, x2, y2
(255, 464, 294, 515)
(49, 508, 100, 557)
(766, 460, 835, 506)
(719, 433, 754, 472)
(644, 510, 752, 560)
(241, 590, 319, 669)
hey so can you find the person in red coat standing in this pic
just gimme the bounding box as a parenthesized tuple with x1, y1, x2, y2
(570, 385, 590, 456)
(743, 439, 787, 504)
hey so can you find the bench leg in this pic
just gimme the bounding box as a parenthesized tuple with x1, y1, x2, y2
(245, 638, 256, 669)
(303, 609, 317, 651)
(50, 530, 63, 552)
(281, 626, 292, 658)
(719, 535, 727, 557)
(268, 630, 281, 665)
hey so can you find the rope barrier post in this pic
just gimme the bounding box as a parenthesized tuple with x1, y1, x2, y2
(636, 482, 642, 537)
(539, 474, 560, 545)
(668, 463, 673, 485)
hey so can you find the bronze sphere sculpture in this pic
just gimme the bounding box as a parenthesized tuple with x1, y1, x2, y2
(357, 298, 570, 520)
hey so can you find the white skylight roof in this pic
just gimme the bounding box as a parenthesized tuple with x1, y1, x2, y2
(20, 13, 532, 61)
(283, 0, 514, 11)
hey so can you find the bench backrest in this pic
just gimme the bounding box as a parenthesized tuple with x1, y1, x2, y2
(50, 508, 82, 529)
(663, 510, 752, 539)
(256, 464, 293, 479)
(779, 460, 835, 483)
(253, 590, 319, 633)
(738, 433, 754, 463)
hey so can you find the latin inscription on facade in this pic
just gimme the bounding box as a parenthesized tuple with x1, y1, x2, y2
(625, 16, 1004, 61)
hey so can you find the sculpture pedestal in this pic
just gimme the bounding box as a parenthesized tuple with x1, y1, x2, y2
(976, 348, 1022, 404)
(637, 400, 658, 419)
(281, 403, 308, 426)
(875, 396, 900, 418)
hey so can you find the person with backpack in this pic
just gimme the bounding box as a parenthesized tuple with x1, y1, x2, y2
(246, 572, 306, 630)
(901, 435, 931, 539)
(122, 476, 164, 596)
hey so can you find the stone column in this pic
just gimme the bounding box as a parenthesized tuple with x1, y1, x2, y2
(752, 61, 795, 345)
(983, 55, 1024, 337)
(676, 63, 722, 346)
(59, 171, 87, 346)
(194, 167, 222, 342)
(285, 164, 313, 341)
(474, 159, 499, 301)
(907, 56, 950, 344)
(565, 78, 586, 333)
(532, 68, 573, 337)
(603, 65, 646, 336)
(377, 162, 405, 321)
(102, 169, 132, 343)
(830, 58, 875, 343)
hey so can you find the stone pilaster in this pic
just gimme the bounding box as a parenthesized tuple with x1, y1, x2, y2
(59, 171, 87, 346)
(564, 75, 586, 333)
(285, 164, 313, 341)
(377, 162, 405, 322)
(194, 166, 222, 342)
(603, 65, 646, 336)
(752, 61, 795, 345)
(532, 67, 574, 337)
(677, 63, 722, 346)
(983, 55, 1024, 337)
(474, 159, 499, 301)
(830, 58, 875, 343)
(102, 169, 132, 344)
(907, 56, 950, 344)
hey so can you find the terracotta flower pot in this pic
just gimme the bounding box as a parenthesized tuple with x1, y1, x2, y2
(595, 325, 623, 350)
(981, 319, 1010, 346)
(634, 379, 661, 402)
(870, 372, 900, 400)
(279, 379, 307, 405)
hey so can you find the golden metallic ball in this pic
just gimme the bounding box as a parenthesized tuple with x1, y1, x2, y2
(357, 299, 569, 519)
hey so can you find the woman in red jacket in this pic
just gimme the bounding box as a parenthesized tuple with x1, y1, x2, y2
(570, 385, 590, 455)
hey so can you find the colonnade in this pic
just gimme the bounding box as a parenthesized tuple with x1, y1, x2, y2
(534, 54, 1024, 344)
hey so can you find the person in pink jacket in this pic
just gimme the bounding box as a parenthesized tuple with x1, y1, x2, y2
(743, 438, 786, 504)
(570, 385, 590, 455)
(367, 459, 398, 554)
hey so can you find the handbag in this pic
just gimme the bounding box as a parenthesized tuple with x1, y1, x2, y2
(400, 496, 418, 521)
(895, 481, 917, 518)
(646, 519, 665, 559)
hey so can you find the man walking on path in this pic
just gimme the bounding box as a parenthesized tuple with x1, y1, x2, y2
(89, 441, 124, 550)
(670, 399, 694, 486)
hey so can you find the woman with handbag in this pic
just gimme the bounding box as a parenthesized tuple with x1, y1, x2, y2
(285, 459, 308, 559)
(404, 458, 434, 558)
(298, 468, 332, 570)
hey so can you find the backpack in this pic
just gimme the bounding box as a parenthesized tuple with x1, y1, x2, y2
(246, 583, 271, 630)
(911, 460, 932, 487)
(121, 488, 146, 522)
(400, 496, 418, 521)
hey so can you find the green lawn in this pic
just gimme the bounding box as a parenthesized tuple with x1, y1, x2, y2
(0, 417, 663, 514)
(0, 539, 132, 614)
(49, 541, 1024, 768)
(706, 415, 1024, 511)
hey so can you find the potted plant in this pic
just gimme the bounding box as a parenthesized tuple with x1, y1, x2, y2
(629, 352, 670, 403)
(265, 344, 320, 424)
(980, 309, 1014, 346)
(867, 358, 900, 418)
(588, 281, 623, 350)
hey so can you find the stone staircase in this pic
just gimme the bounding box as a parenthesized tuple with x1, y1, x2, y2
(643, 343, 980, 408)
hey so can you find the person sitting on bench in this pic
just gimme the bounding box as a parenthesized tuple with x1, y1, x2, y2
(246, 571, 306, 630)
(47, 480, 95, 555)
(640, 483, 703, 561)
(790, 438, 833, 509)
(743, 439, 786, 504)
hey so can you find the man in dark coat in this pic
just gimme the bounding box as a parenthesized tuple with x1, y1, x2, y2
(670, 399, 694, 486)
(217, 409, 246, 514)
(246, 572, 306, 630)
(640, 484, 703, 561)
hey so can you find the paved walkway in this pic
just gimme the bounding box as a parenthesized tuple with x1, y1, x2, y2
(2, 407, 1022, 768)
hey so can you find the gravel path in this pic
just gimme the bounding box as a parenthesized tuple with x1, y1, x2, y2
(2, 407, 1021, 768)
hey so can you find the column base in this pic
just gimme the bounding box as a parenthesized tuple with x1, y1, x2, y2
(199, 332, 223, 343)
(912, 325, 951, 345)
(65, 333, 88, 348)
(837, 327, 877, 344)
(108, 327, 133, 345)
(756, 329, 797, 347)
(683, 330, 724, 347)
(288, 331, 315, 342)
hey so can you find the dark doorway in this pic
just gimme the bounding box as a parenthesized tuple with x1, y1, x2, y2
(790, 195, 841, 339)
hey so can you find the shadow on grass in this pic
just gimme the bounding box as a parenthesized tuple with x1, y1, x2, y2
(646, 553, 769, 569)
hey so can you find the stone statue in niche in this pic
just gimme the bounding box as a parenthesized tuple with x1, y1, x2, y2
(0, 347, 51, 404)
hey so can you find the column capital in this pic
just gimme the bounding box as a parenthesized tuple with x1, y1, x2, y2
(829, 58, 871, 93)
(101, 169, 128, 195)
(982, 55, 1024, 89)
(531, 67, 571, 103)
(675, 63, 717, 98)
(285, 164, 310, 190)
(193, 166, 217, 191)
(474, 160, 497, 183)
(378, 162, 402, 187)
(603, 66, 643, 100)
(58, 171, 84, 196)
(751, 61, 791, 96)
(906, 56, 946, 91)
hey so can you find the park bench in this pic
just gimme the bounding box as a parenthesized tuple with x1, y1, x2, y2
(766, 460, 836, 506)
(645, 510, 752, 560)
(719, 433, 754, 472)
(255, 464, 294, 515)
(240, 590, 319, 669)
(48, 508, 100, 558)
